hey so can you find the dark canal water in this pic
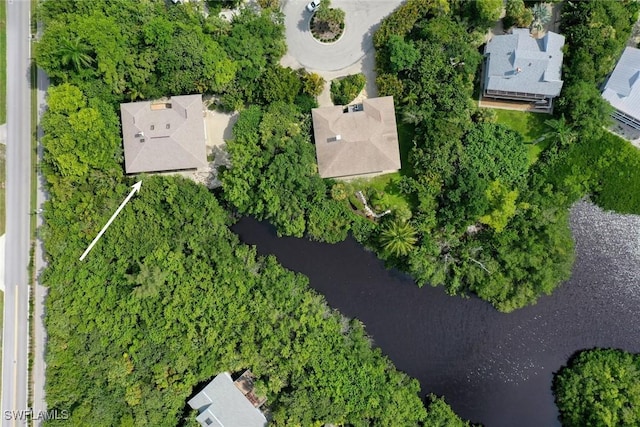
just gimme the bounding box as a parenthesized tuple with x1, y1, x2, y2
(231, 201, 640, 427)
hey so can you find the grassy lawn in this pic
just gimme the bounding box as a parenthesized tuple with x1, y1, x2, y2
(0, 0, 6, 124)
(346, 172, 411, 213)
(494, 109, 551, 164)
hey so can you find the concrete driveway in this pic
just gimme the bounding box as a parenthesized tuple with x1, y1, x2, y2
(281, 0, 403, 72)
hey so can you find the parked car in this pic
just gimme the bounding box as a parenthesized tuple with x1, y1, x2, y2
(306, 0, 321, 13)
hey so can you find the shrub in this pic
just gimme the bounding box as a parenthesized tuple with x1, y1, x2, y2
(218, 87, 245, 112)
(300, 71, 325, 97)
(294, 93, 318, 113)
(373, 0, 449, 48)
(257, 0, 279, 10)
(350, 214, 376, 244)
(307, 199, 352, 243)
(310, 0, 345, 43)
(260, 65, 302, 104)
(376, 73, 404, 99)
(330, 73, 366, 105)
(315, 0, 345, 26)
(503, 0, 533, 28)
(330, 183, 348, 201)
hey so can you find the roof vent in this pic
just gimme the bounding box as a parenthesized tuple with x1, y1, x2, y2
(139, 138, 145, 143)
(135, 131, 145, 138)
(327, 135, 342, 142)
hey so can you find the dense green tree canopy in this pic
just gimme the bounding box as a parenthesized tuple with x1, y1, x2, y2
(36, 1, 469, 425)
(44, 176, 431, 426)
(554, 349, 640, 427)
(219, 8, 287, 105)
(36, 0, 284, 106)
(41, 83, 122, 185)
(545, 0, 640, 215)
(474, 0, 503, 26)
(561, 0, 640, 86)
(373, 0, 575, 311)
(386, 35, 421, 73)
(154, 23, 236, 94)
(221, 103, 357, 240)
(556, 0, 639, 133)
(259, 66, 302, 104)
(462, 123, 529, 186)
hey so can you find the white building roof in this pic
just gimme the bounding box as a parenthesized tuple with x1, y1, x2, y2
(602, 47, 640, 120)
(484, 29, 565, 97)
(188, 373, 267, 427)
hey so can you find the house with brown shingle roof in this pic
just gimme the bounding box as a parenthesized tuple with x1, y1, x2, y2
(120, 94, 207, 174)
(311, 96, 401, 179)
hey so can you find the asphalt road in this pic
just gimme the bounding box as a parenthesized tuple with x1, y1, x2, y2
(2, 0, 32, 426)
(281, 0, 403, 71)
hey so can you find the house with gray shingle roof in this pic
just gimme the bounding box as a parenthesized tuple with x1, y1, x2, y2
(120, 94, 207, 174)
(483, 29, 565, 111)
(311, 96, 401, 179)
(188, 372, 267, 427)
(602, 46, 640, 130)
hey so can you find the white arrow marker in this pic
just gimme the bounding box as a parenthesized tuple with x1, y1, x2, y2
(79, 181, 142, 261)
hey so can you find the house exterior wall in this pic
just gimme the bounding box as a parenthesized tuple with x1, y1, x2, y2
(332, 169, 401, 181)
(612, 109, 640, 130)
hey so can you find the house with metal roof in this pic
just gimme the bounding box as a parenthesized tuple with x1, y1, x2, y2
(602, 46, 640, 130)
(483, 29, 565, 111)
(120, 94, 207, 174)
(311, 96, 401, 179)
(188, 372, 267, 427)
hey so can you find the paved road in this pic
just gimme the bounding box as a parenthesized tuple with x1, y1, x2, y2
(2, 0, 32, 426)
(281, 0, 403, 71)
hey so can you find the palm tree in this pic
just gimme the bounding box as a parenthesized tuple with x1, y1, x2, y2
(57, 37, 94, 72)
(379, 220, 418, 257)
(401, 109, 423, 125)
(531, 3, 551, 32)
(545, 115, 576, 146)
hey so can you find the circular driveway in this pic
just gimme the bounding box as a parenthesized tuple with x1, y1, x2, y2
(282, 0, 403, 71)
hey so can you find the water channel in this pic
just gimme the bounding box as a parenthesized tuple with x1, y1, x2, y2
(231, 201, 640, 427)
